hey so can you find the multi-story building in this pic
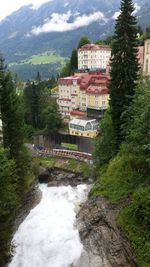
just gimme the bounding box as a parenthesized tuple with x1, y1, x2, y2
(137, 46, 144, 67)
(143, 37, 150, 75)
(58, 71, 110, 119)
(57, 76, 81, 117)
(78, 44, 111, 70)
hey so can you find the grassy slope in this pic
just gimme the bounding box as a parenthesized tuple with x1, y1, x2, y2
(9, 51, 67, 66)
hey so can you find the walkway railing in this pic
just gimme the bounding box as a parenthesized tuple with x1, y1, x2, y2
(36, 148, 93, 162)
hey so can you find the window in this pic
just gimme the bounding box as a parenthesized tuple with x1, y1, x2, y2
(146, 43, 150, 54)
(146, 59, 149, 73)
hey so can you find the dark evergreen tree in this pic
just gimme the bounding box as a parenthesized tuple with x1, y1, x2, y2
(77, 36, 91, 49)
(70, 48, 78, 74)
(0, 57, 32, 192)
(109, 0, 139, 152)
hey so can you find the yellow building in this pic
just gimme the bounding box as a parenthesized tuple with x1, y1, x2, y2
(143, 37, 150, 75)
(86, 86, 109, 110)
(69, 118, 99, 138)
(58, 72, 110, 119)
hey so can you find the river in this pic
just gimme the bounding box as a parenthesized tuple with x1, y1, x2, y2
(9, 184, 90, 267)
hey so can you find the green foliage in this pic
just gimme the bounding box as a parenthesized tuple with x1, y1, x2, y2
(23, 80, 50, 129)
(109, 0, 139, 151)
(43, 99, 63, 136)
(93, 110, 115, 167)
(70, 48, 78, 74)
(60, 61, 71, 77)
(0, 149, 19, 266)
(96, 35, 114, 46)
(77, 36, 91, 49)
(117, 186, 150, 264)
(60, 48, 78, 77)
(37, 157, 92, 179)
(92, 78, 150, 263)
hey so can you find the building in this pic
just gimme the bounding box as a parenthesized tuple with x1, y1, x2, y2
(137, 46, 144, 67)
(69, 118, 99, 138)
(57, 76, 81, 117)
(58, 71, 110, 119)
(70, 110, 87, 120)
(78, 44, 111, 70)
(143, 37, 150, 75)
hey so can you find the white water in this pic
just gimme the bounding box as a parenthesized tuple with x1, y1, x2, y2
(9, 184, 89, 267)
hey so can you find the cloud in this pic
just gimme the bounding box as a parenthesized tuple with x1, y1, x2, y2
(112, 11, 120, 20)
(29, 11, 107, 35)
(31, 0, 53, 9)
(133, 3, 141, 14)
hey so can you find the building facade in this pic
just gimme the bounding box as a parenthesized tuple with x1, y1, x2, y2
(143, 38, 150, 75)
(57, 76, 81, 117)
(78, 44, 111, 70)
(58, 71, 110, 119)
(69, 118, 99, 138)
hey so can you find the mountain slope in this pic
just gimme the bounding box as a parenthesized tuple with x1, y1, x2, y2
(0, 0, 149, 80)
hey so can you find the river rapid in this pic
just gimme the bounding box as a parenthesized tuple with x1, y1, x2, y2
(9, 184, 90, 267)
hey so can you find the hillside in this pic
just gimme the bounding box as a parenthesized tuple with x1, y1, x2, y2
(0, 0, 149, 80)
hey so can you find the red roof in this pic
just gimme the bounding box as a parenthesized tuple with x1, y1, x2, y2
(58, 72, 110, 94)
(86, 86, 108, 95)
(78, 44, 111, 52)
(70, 110, 86, 116)
(58, 76, 81, 86)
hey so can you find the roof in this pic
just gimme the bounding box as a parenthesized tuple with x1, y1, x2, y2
(58, 76, 81, 86)
(86, 86, 108, 95)
(70, 110, 86, 116)
(78, 44, 111, 52)
(69, 118, 97, 127)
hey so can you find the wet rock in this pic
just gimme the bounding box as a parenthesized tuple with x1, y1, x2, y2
(76, 198, 138, 267)
(38, 168, 51, 183)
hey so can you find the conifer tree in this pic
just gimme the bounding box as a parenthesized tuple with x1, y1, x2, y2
(109, 0, 139, 151)
(0, 56, 31, 189)
(70, 48, 78, 74)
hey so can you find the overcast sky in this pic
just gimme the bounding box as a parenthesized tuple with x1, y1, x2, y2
(0, 0, 51, 21)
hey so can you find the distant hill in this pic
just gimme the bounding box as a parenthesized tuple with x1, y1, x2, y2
(0, 0, 149, 80)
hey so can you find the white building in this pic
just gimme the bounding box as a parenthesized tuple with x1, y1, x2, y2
(69, 117, 99, 138)
(78, 44, 111, 70)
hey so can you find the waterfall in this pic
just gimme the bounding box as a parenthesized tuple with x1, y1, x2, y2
(9, 184, 89, 267)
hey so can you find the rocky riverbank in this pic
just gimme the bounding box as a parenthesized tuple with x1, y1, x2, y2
(75, 197, 139, 267)
(38, 167, 93, 186)
(10, 165, 139, 267)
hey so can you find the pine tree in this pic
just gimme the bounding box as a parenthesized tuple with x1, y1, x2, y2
(70, 48, 78, 74)
(109, 0, 139, 151)
(0, 57, 31, 187)
(77, 36, 91, 49)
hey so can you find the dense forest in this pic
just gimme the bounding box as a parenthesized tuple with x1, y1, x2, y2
(92, 0, 150, 266)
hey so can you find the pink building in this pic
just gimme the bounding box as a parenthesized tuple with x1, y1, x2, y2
(137, 46, 144, 67)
